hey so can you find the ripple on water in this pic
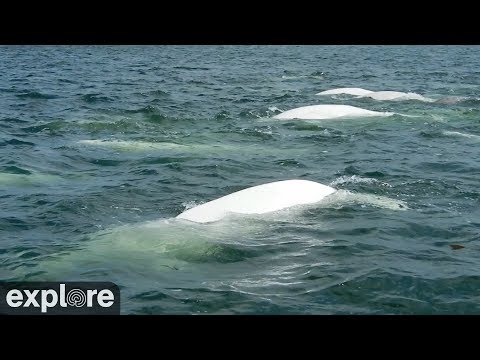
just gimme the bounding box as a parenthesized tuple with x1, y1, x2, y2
(1, 45, 480, 314)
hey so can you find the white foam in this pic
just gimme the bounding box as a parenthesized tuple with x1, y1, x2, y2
(321, 190, 408, 211)
(272, 105, 393, 120)
(329, 175, 392, 188)
(181, 200, 203, 211)
(268, 106, 284, 113)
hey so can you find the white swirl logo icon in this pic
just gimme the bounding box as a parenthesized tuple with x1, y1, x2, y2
(66, 288, 87, 307)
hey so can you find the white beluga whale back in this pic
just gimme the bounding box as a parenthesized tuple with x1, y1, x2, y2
(316, 87, 434, 102)
(272, 105, 393, 120)
(176, 179, 408, 224)
(176, 179, 337, 223)
(316, 88, 374, 96)
(358, 91, 434, 102)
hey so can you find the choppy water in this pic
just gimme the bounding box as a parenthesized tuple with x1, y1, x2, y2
(1, 45, 479, 314)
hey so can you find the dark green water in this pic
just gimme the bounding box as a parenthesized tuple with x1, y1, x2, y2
(1, 45, 479, 314)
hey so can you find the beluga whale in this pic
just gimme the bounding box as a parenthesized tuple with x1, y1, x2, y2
(357, 91, 434, 102)
(316, 87, 434, 102)
(316, 88, 374, 96)
(176, 180, 337, 223)
(9, 179, 408, 282)
(272, 104, 393, 120)
(176, 179, 407, 224)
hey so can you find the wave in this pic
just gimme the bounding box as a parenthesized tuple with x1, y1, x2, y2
(0, 138, 35, 147)
(442, 131, 480, 141)
(1, 165, 31, 175)
(81, 93, 116, 103)
(215, 126, 275, 140)
(173, 66, 210, 70)
(76, 139, 274, 155)
(434, 96, 480, 105)
(77, 139, 189, 152)
(181, 200, 204, 211)
(321, 190, 408, 211)
(281, 73, 325, 80)
(21, 121, 65, 134)
(148, 89, 170, 97)
(16, 91, 58, 99)
(1, 117, 29, 124)
(0, 172, 63, 186)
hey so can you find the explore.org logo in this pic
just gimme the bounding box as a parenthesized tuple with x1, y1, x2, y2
(0, 282, 120, 315)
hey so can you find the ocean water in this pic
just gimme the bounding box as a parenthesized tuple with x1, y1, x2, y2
(1, 45, 479, 314)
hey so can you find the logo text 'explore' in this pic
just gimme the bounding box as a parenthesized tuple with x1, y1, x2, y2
(0, 282, 120, 315)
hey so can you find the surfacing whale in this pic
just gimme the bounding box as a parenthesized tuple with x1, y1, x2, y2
(272, 105, 393, 120)
(9, 179, 408, 281)
(316, 88, 373, 96)
(176, 179, 407, 224)
(358, 91, 434, 102)
(176, 180, 336, 223)
(316, 88, 434, 102)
